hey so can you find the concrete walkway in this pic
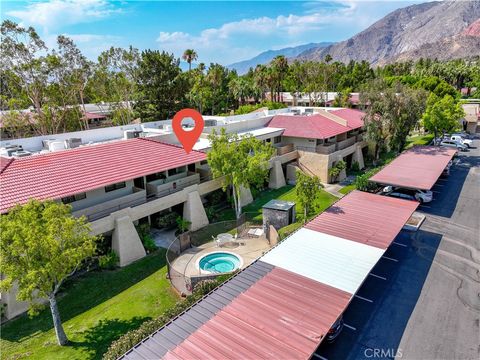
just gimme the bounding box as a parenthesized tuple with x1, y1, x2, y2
(151, 228, 178, 251)
(322, 183, 344, 198)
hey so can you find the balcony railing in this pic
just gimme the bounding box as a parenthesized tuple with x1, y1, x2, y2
(147, 172, 201, 199)
(72, 187, 147, 222)
(336, 136, 356, 151)
(274, 143, 294, 156)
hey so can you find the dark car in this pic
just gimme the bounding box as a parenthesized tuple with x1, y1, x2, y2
(326, 315, 344, 342)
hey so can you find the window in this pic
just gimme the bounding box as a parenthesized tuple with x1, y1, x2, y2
(274, 136, 282, 144)
(105, 182, 126, 192)
(61, 192, 86, 204)
(168, 166, 186, 176)
(188, 163, 196, 172)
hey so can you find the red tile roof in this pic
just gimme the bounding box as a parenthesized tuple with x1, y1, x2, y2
(370, 146, 457, 190)
(0, 138, 206, 213)
(164, 267, 351, 360)
(83, 112, 107, 120)
(306, 190, 418, 249)
(331, 108, 365, 129)
(267, 109, 364, 139)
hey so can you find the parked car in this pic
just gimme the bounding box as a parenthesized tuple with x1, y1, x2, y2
(439, 140, 468, 151)
(326, 315, 344, 342)
(449, 135, 473, 148)
(381, 186, 433, 204)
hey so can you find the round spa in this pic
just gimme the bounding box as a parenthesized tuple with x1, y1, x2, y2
(197, 252, 243, 274)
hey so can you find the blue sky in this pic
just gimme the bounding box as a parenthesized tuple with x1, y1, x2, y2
(2, 1, 425, 65)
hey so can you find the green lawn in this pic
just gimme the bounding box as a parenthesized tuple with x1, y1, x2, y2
(1, 250, 178, 360)
(210, 186, 338, 240)
(405, 133, 434, 149)
(339, 183, 357, 195)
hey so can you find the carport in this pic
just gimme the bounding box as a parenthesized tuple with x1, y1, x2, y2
(121, 191, 418, 360)
(369, 146, 457, 190)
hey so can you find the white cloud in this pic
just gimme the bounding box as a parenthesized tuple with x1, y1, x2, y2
(7, 0, 119, 32)
(156, 2, 363, 64)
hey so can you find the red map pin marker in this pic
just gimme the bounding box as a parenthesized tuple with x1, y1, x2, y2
(172, 108, 204, 154)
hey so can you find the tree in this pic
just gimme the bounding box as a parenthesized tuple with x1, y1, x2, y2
(207, 129, 275, 218)
(0, 200, 98, 346)
(422, 94, 465, 141)
(361, 80, 427, 159)
(135, 50, 188, 121)
(295, 171, 323, 222)
(182, 49, 198, 71)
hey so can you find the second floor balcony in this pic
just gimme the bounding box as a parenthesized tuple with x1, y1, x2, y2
(146, 172, 201, 199)
(72, 186, 147, 222)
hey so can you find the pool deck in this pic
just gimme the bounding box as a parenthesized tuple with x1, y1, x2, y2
(171, 236, 271, 278)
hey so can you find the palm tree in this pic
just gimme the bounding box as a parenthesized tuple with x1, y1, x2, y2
(182, 49, 198, 71)
(271, 55, 288, 102)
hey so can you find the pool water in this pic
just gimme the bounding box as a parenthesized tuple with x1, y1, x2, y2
(199, 252, 241, 273)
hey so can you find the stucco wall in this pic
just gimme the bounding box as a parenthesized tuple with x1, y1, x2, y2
(69, 180, 135, 211)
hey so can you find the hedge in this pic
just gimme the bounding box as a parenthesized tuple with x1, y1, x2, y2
(103, 274, 234, 360)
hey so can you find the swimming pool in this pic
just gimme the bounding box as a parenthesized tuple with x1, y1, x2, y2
(198, 252, 242, 273)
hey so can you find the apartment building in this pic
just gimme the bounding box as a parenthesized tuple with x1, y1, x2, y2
(267, 108, 367, 183)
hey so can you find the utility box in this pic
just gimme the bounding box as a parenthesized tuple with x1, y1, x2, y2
(262, 199, 296, 231)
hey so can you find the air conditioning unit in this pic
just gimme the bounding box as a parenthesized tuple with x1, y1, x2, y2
(0, 145, 24, 157)
(124, 130, 142, 139)
(42, 139, 57, 150)
(65, 138, 82, 149)
(205, 119, 218, 127)
(48, 141, 66, 152)
(12, 150, 32, 157)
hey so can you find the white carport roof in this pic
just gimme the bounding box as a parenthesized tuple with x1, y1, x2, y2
(261, 228, 385, 294)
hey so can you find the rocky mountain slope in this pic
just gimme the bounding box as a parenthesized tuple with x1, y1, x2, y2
(295, 1, 480, 65)
(227, 42, 332, 74)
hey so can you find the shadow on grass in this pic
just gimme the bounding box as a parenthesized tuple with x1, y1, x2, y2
(69, 316, 150, 360)
(1, 250, 167, 342)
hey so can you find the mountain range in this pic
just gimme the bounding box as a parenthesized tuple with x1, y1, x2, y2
(227, 42, 331, 74)
(228, 1, 480, 71)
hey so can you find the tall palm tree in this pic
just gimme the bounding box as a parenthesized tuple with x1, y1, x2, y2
(271, 55, 288, 102)
(182, 49, 198, 71)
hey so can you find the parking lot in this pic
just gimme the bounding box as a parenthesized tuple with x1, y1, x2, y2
(315, 140, 480, 360)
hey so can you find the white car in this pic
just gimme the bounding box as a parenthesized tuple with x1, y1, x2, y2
(439, 140, 468, 151)
(381, 186, 433, 204)
(449, 135, 473, 148)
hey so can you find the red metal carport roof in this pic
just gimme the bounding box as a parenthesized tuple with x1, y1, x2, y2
(369, 146, 457, 190)
(0, 138, 206, 213)
(305, 190, 418, 249)
(164, 266, 351, 360)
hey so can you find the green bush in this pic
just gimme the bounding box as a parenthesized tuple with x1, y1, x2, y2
(351, 161, 360, 173)
(98, 251, 119, 270)
(328, 160, 346, 182)
(176, 217, 191, 233)
(141, 234, 157, 253)
(103, 275, 233, 360)
(354, 168, 380, 192)
(156, 212, 178, 229)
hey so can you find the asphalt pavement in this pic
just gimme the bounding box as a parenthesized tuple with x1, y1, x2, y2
(314, 140, 480, 360)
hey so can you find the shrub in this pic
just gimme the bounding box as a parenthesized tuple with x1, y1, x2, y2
(98, 251, 119, 270)
(103, 274, 234, 360)
(351, 161, 360, 173)
(156, 212, 178, 229)
(328, 160, 346, 182)
(142, 234, 157, 253)
(354, 168, 380, 192)
(176, 217, 191, 233)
